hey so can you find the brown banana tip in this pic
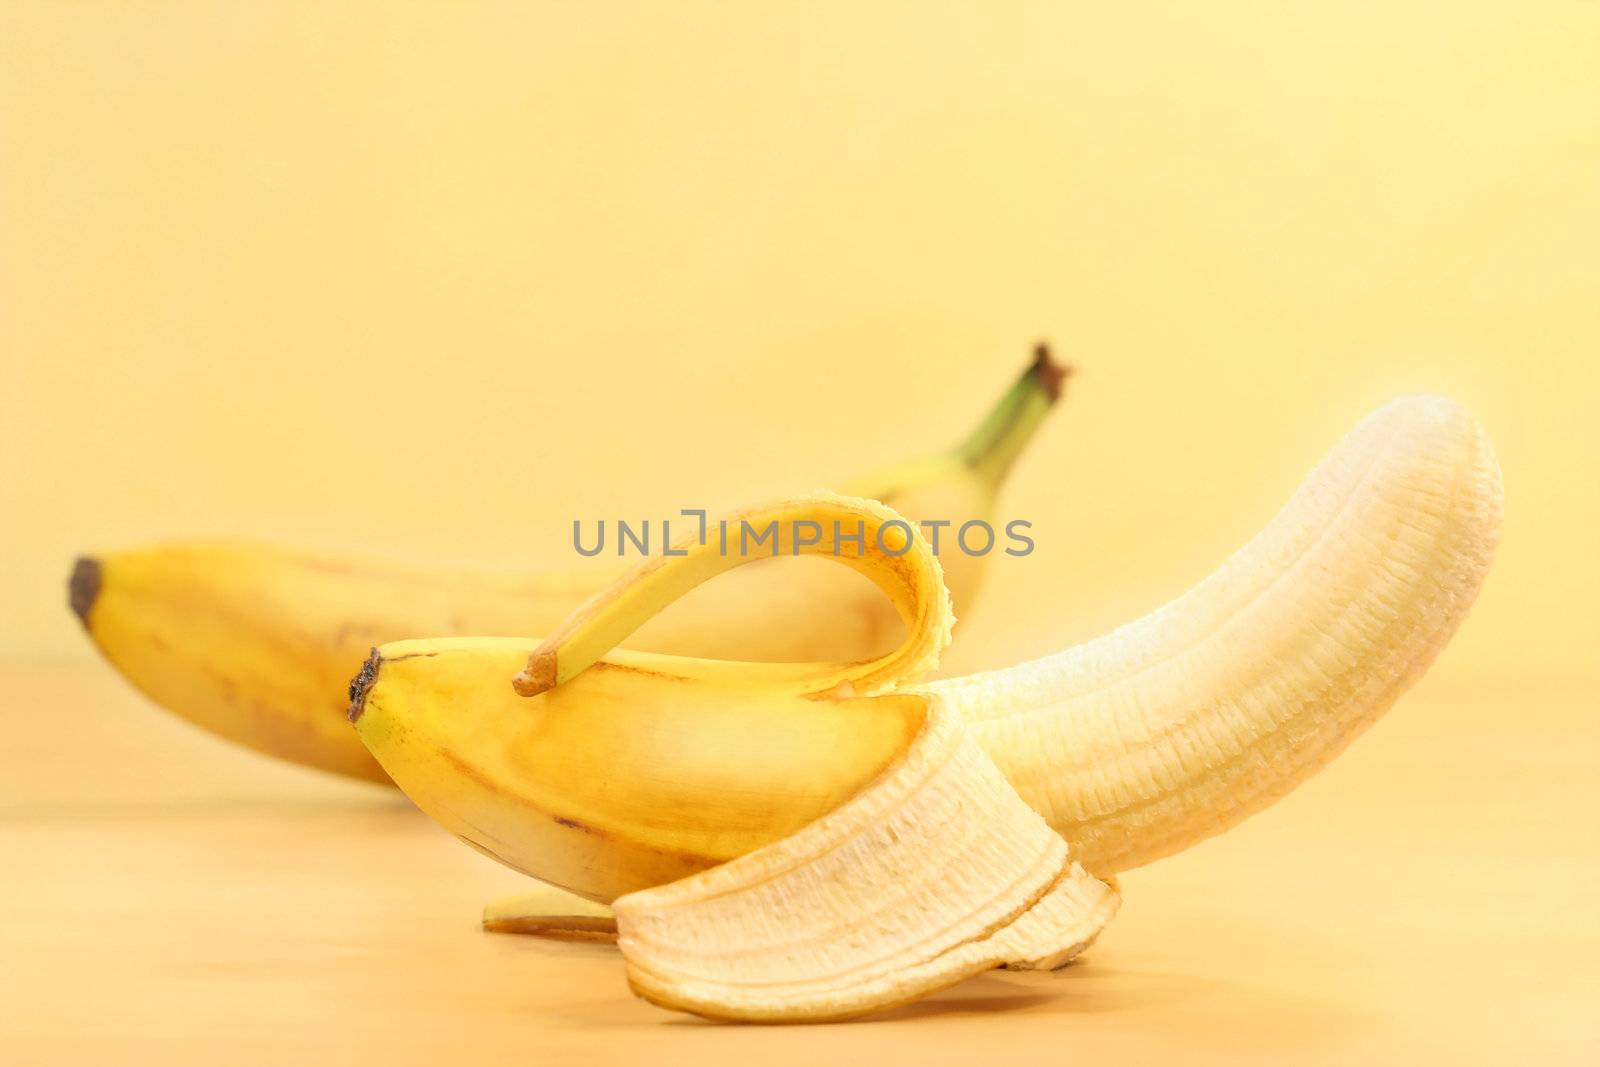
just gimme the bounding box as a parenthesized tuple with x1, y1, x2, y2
(511, 652, 558, 698)
(1030, 341, 1072, 403)
(347, 649, 382, 723)
(68, 556, 102, 627)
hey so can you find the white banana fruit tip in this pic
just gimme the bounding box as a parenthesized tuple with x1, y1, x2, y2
(932, 394, 1503, 874)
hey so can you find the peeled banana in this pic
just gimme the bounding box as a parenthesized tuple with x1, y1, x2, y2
(351, 395, 1502, 906)
(71, 348, 1065, 783)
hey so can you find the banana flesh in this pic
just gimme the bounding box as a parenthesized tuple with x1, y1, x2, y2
(72, 349, 1065, 782)
(613, 704, 1119, 1023)
(350, 395, 1502, 906)
(929, 394, 1503, 873)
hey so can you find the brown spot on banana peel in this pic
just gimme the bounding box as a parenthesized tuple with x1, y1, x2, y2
(553, 814, 607, 838)
(68, 556, 101, 627)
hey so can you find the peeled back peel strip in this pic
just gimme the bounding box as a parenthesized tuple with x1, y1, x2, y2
(513, 492, 955, 700)
(612, 704, 1119, 1023)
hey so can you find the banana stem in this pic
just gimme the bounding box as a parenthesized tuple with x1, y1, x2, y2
(957, 343, 1069, 489)
(512, 495, 953, 699)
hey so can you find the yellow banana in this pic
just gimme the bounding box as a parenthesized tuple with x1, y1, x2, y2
(71, 347, 1065, 783)
(351, 395, 1502, 906)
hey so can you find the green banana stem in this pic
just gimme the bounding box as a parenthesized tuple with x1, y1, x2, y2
(957, 343, 1069, 489)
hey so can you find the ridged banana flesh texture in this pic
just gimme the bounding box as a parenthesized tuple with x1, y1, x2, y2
(613, 705, 1119, 1023)
(928, 394, 1503, 873)
(350, 395, 1502, 910)
(70, 348, 1064, 782)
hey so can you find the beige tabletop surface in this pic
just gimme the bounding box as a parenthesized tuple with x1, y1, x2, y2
(3, 664, 1595, 1065)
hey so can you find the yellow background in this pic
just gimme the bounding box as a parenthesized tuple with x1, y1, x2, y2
(3, 7, 1598, 1061)
(4, 2, 1597, 683)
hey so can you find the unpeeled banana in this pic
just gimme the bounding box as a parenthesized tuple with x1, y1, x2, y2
(351, 395, 1502, 909)
(71, 348, 1066, 783)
